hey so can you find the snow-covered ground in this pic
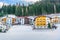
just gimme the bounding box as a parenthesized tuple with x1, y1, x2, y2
(0, 24, 60, 40)
(0, 14, 60, 40)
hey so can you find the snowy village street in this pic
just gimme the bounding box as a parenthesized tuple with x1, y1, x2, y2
(0, 0, 60, 40)
(0, 24, 60, 40)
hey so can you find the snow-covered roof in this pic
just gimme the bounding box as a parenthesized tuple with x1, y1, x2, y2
(1, 15, 16, 19)
(46, 14, 60, 18)
(17, 16, 25, 18)
(7, 15, 16, 18)
(27, 16, 36, 19)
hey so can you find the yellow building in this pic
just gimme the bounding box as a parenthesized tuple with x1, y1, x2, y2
(1, 15, 16, 25)
(1, 17, 16, 24)
(34, 16, 50, 28)
(51, 16, 59, 24)
(2, 18, 6, 23)
(12, 18, 16, 24)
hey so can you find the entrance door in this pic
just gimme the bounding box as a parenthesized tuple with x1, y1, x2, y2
(24, 18, 29, 24)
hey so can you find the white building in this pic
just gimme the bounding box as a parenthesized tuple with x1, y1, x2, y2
(17, 17, 25, 25)
(1, 15, 17, 25)
(28, 16, 36, 25)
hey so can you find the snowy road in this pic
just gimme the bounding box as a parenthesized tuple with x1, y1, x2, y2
(0, 24, 60, 40)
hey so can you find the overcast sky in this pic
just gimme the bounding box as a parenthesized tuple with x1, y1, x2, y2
(0, 0, 40, 4)
(0, 0, 41, 7)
